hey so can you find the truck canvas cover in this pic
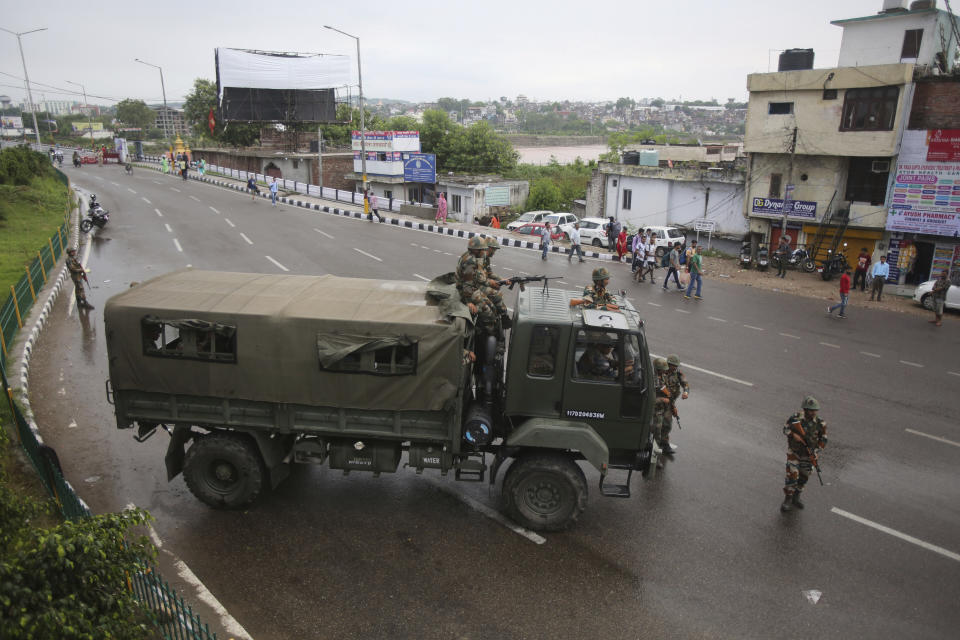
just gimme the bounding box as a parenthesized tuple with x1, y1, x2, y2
(105, 270, 469, 412)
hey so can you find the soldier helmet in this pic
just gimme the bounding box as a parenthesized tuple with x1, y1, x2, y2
(592, 267, 610, 281)
(67, 248, 77, 255)
(801, 396, 820, 411)
(667, 354, 681, 366)
(468, 236, 486, 251)
(484, 237, 500, 251)
(654, 357, 669, 371)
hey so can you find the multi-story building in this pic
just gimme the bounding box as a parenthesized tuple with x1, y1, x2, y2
(743, 0, 958, 284)
(153, 106, 189, 137)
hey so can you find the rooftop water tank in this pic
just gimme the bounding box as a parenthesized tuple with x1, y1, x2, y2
(778, 49, 815, 71)
(638, 150, 659, 167)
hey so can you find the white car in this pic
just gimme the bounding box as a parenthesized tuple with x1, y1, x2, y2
(577, 217, 609, 247)
(638, 225, 687, 257)
(913, 278, 959, 311)
(545, 212, 579, 239)
(506, 210, 552, 231)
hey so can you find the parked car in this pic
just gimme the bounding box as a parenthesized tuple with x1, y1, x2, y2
(577, 217, 609, 247)
(511, 222, 564, 242)
(637, 225, 687, 257)
(913, 278, 960, 311)
(506, 210, 552, 231)
(545, 212, 579, 239)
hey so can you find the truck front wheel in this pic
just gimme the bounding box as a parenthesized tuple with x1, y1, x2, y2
(502, 453, 587, 532)
(183, 433, 265, 509)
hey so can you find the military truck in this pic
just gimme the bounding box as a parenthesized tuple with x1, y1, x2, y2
(104, 269, 657, 531)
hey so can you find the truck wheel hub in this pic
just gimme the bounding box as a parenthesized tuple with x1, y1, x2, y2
(214, 462, 236, 483)
(526, 481, 561, 511)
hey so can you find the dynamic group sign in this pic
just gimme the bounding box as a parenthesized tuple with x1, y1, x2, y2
(751, 197, 817, 219)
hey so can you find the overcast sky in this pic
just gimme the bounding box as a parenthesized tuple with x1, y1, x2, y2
(0, 0, 908, 108)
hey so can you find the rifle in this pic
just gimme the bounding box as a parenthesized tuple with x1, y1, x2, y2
(788, 420, 824, 486)
(496, 275, 561, 293)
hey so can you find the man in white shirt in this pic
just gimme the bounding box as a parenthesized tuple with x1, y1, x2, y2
(540, 222, 552, 261)
(567, 223, 585, 262)
(639, 233, 657, 283)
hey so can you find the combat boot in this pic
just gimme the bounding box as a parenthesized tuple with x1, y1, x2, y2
(791, 492, 805, 509)
(780, 495, 793, 512)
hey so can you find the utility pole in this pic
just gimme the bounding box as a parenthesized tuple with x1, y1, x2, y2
(1, 26, 46, 147)
(317, 127, 323, 194)
(66, 80, 94, 147)
(781, 126, 798, 233)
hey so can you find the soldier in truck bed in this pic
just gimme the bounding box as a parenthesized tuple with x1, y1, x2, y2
(455, 236, 498, 332)
(570, 267, 619, 311)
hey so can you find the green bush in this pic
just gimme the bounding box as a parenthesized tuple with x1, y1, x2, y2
(0, 147, 52, 187)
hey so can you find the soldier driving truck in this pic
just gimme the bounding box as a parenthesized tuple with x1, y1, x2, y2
(104, 269, 660, 531)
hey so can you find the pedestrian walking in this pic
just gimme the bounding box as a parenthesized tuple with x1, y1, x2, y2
(568, 222, 585, 262)
(781, 396, 827, 513)
(615, 228, 628, 262)
(869, 255, 889, 301)
(180, 158, 188, 180)
(853, 247, 871, 291)
(269, 177, 279, 206)
(631, 231, 645, 275)
(775, 235, 791, 278)
(540, 222, 552, 260)
(929, 271, 952, 327)
(367, 190, 383, 222)
(826, 266, 851, 318)
(640, 233, 657, 283)
(683, 244, 704, 300)
(247, 177, 260, 201)
(198, 158, 206, 177)
(605, 217, 620, 252)
(435, 192, 448, 225)
(662, 241, 683, 290)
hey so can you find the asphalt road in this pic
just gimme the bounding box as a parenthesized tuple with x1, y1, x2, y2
(24, 163, 960, 639)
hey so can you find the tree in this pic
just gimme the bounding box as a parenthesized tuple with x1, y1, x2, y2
(651, 98, 665, 108)
(525, 178, 562, 212)
(615, 97, 635, 122)
(115, 99, 156, 132)
(386, 115, 418, 131)
(183, 78, 260, 147)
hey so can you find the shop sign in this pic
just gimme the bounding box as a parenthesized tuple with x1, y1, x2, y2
(926, 129, 960, 162)
(751, 197, 817, 218)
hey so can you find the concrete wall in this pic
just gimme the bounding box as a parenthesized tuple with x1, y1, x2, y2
(836, 11, 957, 69)
(745, 64, 913, 157)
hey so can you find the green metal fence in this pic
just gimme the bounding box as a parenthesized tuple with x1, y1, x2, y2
(1, 168, 219, 640)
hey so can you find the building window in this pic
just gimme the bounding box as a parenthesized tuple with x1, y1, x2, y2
(526, 326, 559, 378)
(384, 190, 392, 200)
(845, 157, 890, 205)
(768, 102, 794, 115)
(840, 87, 899, 131)
(901, 29, 923, 59)
(622, 189, 632, 210)
(769, 173, 782, 198)
(822, 89, 838, 100)
(451, 194, 462, 213)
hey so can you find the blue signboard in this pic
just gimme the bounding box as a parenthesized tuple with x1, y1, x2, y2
(751, 197, 817, 219)
(403, 153, 437, 183)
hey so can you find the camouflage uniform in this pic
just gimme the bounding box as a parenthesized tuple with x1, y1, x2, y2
(661, 358, 689, 452)
(577, 345, 617, 379)
(782, 405, 827, 508)
(455, 242, 497, 331)
(580, 284, 617, 309)
(482, 238, 508, 317)
(66, 250, 91, 308)
(651, 359, 671, 461)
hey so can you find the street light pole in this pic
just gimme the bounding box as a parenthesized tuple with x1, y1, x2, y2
(66, 80, 94, 148)
(135, 58, 170, 149)
(1, 26, 46, 147)
(324, 25, 367, 203)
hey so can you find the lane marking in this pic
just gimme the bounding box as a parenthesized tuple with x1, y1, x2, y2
(239, 232, 253, 245)
(353, 248, 383, 262)
(443, 252, 453, 256)
(141, 196, 151, 204)
(155, 208, 163, 217)
(675, 308, 691, 314)
(314, 228, 334, 239)
(831, 507, 960, 563)
(779, 332, 801, 339)
(900, 360, 923, 368)
(433, 249, 442, 253)
(650, 352, 754, 387)
(820, 342, 840, 349)
(861, 351, 881, 358)
(743, 324, 764, 331)
(173, 238, 183, 252)
(93, 176, 103, 180)
(708, 316, 727, 322)
(647, 302, 662, 307)
(557, 280, 569, 285)
(127, 188, 137, 194)
(209, 206, 220, 214)
(170, 187, 181, 192)
(503, 267, 515, 271)
(413, 274, 431, 281)
(949, 371, 960, 377)
(905, 428, 960, 448)
(189, 195, 200, 202)
(427, 481, 545, 545)
(224, 218, 235, 228)
(152, 180, 161, 185)
(164, 223, 172, 233)
(110, 181, 119, 186)
(265, 255, 289, 272)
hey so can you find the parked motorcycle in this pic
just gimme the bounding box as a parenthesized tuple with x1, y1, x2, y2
(739, 241, 752, 269)
(772, 247, 817, 273)
(818, 243, 849, 281)
(756, 245, 770, 271)
(80, 208, 109, 233)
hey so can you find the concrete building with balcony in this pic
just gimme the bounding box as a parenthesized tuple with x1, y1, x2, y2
(153, 106, 190, 137)
(742, 0, 958, 270)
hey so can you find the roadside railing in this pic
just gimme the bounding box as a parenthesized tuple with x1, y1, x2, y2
(1, 168, 219, 640)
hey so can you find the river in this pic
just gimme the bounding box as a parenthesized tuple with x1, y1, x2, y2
(515, 144, 609, 165)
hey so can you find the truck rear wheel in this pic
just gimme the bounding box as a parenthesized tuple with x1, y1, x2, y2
(183, 433, 265, 509)
(502, 453, 587, 532)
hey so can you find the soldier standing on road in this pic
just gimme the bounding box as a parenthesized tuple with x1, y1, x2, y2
(781, 396, 827, 512)
(66, 248, 93, 310)
(570, 267, 620, 310)
(661, 354, 690, 455)
(652, 357, 672, 468)
(455, 236, 497, 332)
